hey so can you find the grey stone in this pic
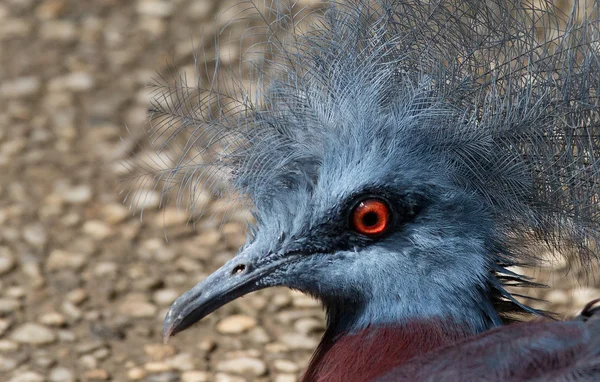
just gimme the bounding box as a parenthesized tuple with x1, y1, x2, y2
(49, 367, 75, 382)
(0, 246, 16, 275)
(8, 371, 45, 382)
(0, 298, 21, 314)
(0, 77, 41, 98)
(22, 224, 47, 249)
(10, 323, 56, 345)
(152, 289, 179, 306)
(62, 184, 92, 204)
(46, 250, 86, 271)
(216, 315, 257, 335)
(216, 357, 267, 377)
(181, 371, 209, 382)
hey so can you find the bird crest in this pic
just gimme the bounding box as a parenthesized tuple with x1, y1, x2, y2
(122, 0, 600, 319)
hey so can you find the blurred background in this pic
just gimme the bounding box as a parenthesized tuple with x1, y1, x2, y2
(0, 0, 598, 381)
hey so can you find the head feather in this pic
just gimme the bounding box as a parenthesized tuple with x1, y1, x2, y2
(123, 0, 600, 279)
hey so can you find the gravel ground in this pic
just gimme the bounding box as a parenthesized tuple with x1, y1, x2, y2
(0, 1, 598, 381)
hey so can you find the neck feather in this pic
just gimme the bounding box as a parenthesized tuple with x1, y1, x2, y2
(303, 319, 473, 382)
(302, 276, 535, 381)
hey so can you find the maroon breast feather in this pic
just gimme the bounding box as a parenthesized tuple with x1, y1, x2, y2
(377, 299, 600, 382)
(302, 320, 472, 382)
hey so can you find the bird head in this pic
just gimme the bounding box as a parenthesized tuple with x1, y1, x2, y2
(125, 0, 600, 343)
(163, 104, 501, 338)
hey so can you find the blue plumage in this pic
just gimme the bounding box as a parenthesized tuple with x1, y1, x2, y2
(125, 1, 600, 379)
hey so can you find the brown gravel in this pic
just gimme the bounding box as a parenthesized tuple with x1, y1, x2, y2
(0, 0, 598, 381)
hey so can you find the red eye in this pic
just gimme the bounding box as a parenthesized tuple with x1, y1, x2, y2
(351, 198, 391, 236)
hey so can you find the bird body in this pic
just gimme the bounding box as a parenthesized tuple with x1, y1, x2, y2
(126, 0, 600, 379)
(380, 308, 600, 381)
(303, 311, 600, 381)
(304, 320, 471, 381)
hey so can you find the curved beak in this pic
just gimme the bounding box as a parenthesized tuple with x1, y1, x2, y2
(162, 248, 282, 342)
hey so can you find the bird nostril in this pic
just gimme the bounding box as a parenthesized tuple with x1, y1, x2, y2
(231, 264, 246, 275)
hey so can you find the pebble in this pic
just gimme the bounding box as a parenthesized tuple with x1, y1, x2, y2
(49, 367, 75, 382)
(102, 203, 130, 224)
(290, 291, 320, 308)
(187, 1, 214, 19)
(144, 344, 176, 361)
(571, 287, 600, 307)
(216, 315, 257, 335)
(172, 258, 201, 275)
(154, 247, 178, 263)
(78, 354, 98, 370)
(194, 230, 221, 247)
(544, 289, 570, 305)
(75, 341, 103, 354)
(216, 357, 267, 377)
(274, 375, 298, 382)
(127, 367, 146, 380)
(39, 21, 76, 41)
(280, 332, 318, 350)
(144, 362, 173, 372)
(271, 293, 292, 309)
(48, 72, 95, 92)
(92, 347, 110, 361)
(0, 319, 11, 335)
(35, 0, 68, 19)
(8, 371, 45, 382)
(145, 372, 179, 382)
(166, 352, 194, 371)
(61, 301, 82, 321)
(181, 371, 209, 382)
(21, 263, 45, 288)
(46, 250, 86, 271)
(214, 373, 245, 382)
(82, 220, 113, 240)
(10, 323, 56, 345)
(0, 77, 41, 98)
(152, 208, 189, 227)
(39, 312, 66, 327)
(248, 327, 271, 344)
(66, 288, 88, 305)
(22, 224, 47, 249)
(197, 339, 217, 353)
(119, 300, 157, 318)
(79, 355, 98, 369)
(93, 262, 118, 277)
(0, 340, 19, 351)
(152, 289, 179, 306)
(0, 246, 15, 275)
(0, 354, 18, 371)
(0, 298, 20, 314)
(273, 359, 299, 373)
(62, 184, 92, 204)
(294, 318, 324, 334)
(136, 1, 174, 17)
(129, 189, 161, 211)
(5, 287, 25, 298)
(33, 353, 55, 368)
(0, 19, 31, 40)
(82, 369, 110, 380)
(57, 330, 76, 342)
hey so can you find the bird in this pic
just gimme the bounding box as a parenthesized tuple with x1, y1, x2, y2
(126, 0, 600, 380)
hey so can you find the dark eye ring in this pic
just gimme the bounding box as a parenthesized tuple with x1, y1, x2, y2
(350, 198, 391, 236)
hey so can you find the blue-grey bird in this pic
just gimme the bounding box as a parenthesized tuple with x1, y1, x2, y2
(126, 0, 600, 380)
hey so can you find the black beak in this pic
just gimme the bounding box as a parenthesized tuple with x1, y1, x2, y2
(162, 248, 281, 342)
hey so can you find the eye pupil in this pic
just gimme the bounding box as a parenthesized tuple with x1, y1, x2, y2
(362, 212, 379, 227)
(351, 198, 391, 236)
